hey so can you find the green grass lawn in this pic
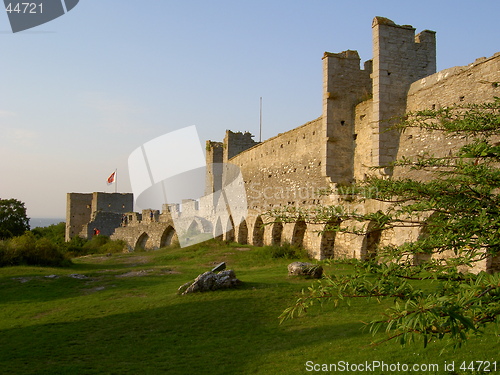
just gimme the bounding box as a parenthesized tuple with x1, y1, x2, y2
(0, 241, 498, 374)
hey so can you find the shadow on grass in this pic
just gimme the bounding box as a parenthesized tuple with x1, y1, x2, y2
(0, 296, 365, 375)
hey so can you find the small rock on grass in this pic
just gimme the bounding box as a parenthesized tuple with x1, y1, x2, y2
(178, 269, 241, 295)
(287, 262, 323, 279)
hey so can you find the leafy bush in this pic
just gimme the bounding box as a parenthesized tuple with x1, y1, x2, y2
(99, 239, 127, 254)
(31, 222, 65, 245)
(0, 221, 128, 266)
(259, 242, 309, 260)
(0, 232, 69, 267)
(83, 235, 110, 252)
(63, 235, 88, 256)
(64, 235, 127, 256)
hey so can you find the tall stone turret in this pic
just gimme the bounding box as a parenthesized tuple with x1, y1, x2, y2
(371, 16, 436, 171)
(322, 50, 372, 184)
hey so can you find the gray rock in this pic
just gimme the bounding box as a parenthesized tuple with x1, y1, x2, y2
(179, 269, 241, 295)
(69, 274, 88, 279)
(287, 262, 323, 279)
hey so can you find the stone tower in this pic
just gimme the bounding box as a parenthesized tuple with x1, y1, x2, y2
(371, 16, 436, 171)
(321, 17, 436, 182)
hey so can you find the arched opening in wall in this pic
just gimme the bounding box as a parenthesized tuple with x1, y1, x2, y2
(187, 220, 201, 237)
(237, 220, 248, 244)
(361, 221, 382, 261)
(291, 219, 307, 248)
(321, 220, 340, 259)
(271, 221, 283, 245)
(135, 232, 149, 251)
(252, 216, 264, 247)
(160, 226, 178, 248)
(214, 217, 223, 241)
(183, 218, 213, 245)
(414, 214, 438, 265)
(225, 216, 235, 242)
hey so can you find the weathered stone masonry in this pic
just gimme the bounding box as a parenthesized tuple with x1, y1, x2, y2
(66, 17, 500, 271)
(65, 192, 133, 241)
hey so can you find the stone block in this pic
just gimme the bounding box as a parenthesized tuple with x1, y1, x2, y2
(287, 262, 323, 279)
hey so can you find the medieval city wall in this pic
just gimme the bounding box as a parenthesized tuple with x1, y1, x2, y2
(229, 117, 327, 213)
(73, 17, 499, 272)
(368, 53, 500, 271)
(221, 117, 337, 258)
(407, 53, 500, 111)
(393, 52, 500, 179)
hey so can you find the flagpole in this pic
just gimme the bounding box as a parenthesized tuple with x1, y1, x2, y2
(115, 169, 117, 193)
(259, 97, 262, 142)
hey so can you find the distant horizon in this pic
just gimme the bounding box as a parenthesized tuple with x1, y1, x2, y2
(29, 217, 65, 220)
(29, 218, 65, 228)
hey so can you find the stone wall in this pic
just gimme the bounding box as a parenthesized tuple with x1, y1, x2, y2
(91, 192, 133, 214)
(371, 16, 436, 172)
(223, 130, 259, 162)
(205, 141, 223, 195)
(353, 99, 374, 181)
(92, 17, 499, 272)
(322, 50, 372, 184)
(65, 192, 133, 241)
(407, 53, 500, 111)
(393, 52, 500, 179)
(65, 193, 92, 241)
(228, 117, 327, 213)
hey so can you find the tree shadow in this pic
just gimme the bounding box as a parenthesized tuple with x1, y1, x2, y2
(0, 296, 367, 374)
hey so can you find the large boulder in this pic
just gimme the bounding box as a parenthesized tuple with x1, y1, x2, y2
(178, 269, 241, 295)
(287, 262, 323, 279)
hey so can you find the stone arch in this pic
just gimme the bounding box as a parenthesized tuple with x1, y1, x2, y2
(182, 218, 214, 246)
(361, 221, 382, 260)
(291, 219, 307, 248)
(135, 232, 149, 251)
(413, 214, 437, 265)
(237, 220, 248, 244)
(160, 225, 178, 248)
(214, 217, 224, 240)
(187, 220, 201, 236)
(271, 221, 283, 245)
(321, 219, 340, 259)
(252, 216, 264, 247)
(225, 216, 235, 242)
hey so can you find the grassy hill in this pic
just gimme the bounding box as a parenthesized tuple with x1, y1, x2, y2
(0, 241, 497, 374)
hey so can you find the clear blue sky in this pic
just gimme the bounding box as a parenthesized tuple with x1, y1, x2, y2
(1, 0, 499, 219)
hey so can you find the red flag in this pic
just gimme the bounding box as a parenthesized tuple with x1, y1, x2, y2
(107, 171, 116, 185)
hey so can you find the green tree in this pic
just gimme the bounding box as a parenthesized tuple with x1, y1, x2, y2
(0, 198, 30, 239)
(31, 222, 65, 245)
(277, 99, 500, 348)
